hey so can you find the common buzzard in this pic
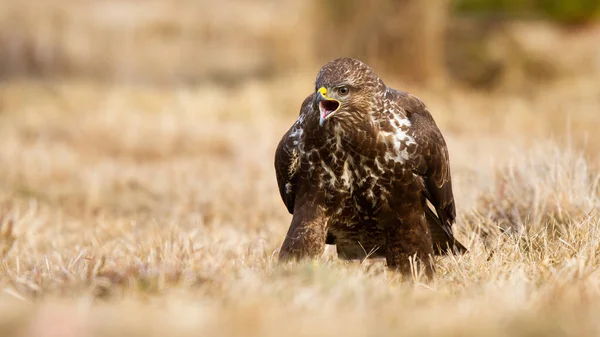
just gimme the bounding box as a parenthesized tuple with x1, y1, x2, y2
(275, 57, 466, 277)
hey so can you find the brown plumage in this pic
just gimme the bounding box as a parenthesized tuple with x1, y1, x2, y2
(275, 57, 466, 277)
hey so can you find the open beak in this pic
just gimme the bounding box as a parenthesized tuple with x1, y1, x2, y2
(316, 87, 340, 126)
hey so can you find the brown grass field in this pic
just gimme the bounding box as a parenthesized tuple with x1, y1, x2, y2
(0, 73, 599, 336)
(1, 1, 600, 336)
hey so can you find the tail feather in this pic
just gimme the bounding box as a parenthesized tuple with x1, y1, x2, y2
(425, 207, 468, 255)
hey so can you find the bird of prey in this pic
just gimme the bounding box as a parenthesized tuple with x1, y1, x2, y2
(274, 57, 466, 277)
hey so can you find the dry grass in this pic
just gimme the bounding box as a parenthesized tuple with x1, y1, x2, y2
(0, 71, 599, 336)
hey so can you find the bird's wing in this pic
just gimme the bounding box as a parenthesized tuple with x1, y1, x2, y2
(391, 90, 467, 254)
(274, 94, 314, 214)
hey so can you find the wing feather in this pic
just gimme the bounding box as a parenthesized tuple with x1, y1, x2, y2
(274, 94, 314, 214)
(392, 90, 466, 254)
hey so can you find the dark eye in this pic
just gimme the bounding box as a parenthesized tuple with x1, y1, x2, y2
(338, 86, 349, 95)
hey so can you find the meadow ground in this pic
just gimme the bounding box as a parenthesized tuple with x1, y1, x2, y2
(0, 73, 599, 337)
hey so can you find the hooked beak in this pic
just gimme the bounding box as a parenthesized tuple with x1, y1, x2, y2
(316, 87, 340, 126)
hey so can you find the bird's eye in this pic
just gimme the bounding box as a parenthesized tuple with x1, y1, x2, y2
(338, 86, 349, 95)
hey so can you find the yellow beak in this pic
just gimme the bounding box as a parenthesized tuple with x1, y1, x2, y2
(316, 87, 341, 126)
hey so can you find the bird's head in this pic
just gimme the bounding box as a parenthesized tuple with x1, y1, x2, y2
(314, 57, 383, 127)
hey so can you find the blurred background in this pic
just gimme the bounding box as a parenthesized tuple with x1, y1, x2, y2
(0, 0, 598, 220)
(0, 0, 599, 90)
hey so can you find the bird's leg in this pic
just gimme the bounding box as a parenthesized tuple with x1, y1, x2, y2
(381, 209, 435, 279)
(278, 206, 327, 262)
